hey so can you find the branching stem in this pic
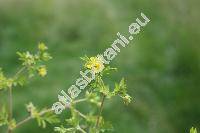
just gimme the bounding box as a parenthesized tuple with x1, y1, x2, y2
(14, 98, 85, 130)
(7, 67, 26, 133)
(14, 108, 52, 129)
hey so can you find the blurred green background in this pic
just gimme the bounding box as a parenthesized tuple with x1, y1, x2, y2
(0, 0, 199, 133)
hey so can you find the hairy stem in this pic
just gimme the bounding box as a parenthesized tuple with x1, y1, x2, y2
(14, 98, 85, 129)
(74, 109, 87, 119)
(73, 98, 87, 104)
(77, 126, 87, 133)
(14, 108, 52, 129)
(7, 67, 26, 133)
(8, 86, 13, 133)
(15, 116, 32, 129)
(13, 67, 26, 80)
(96, 94, 106, 128)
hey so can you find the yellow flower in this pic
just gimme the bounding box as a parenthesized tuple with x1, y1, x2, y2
(38, 42, 48, 51)
(38, 66, 47, 77)
(85, 57, 104, 73)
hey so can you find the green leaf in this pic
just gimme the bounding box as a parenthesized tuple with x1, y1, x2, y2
(190, 127, 198, 133)
(100, 121, 113, 132)
(36, 111, 60, 128)
(26, 102, 59, 128)
(8, 119, 16, 130)
(55, 126, 75, 133)
(80, 55, 90, 62)
(41, 52, 52, 61)
(15, 75, 27, 86)
(113, 78, 127, 95)
(42, 112, 60, 124)
(0, 106, 8, 126)
(102, 66, 117, 75)
(66, 108, 80, 127)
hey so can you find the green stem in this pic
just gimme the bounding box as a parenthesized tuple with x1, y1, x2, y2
(74, 109, 87, 119)
(73, 98, 87, 104)
(15, 116, 32, 129)
(96, 94, 106, 128)
(8, 87, 13, 133)
(7, 67, 26, 132)
(77, 125, 87, 133)
(14, 108, 52, 129)
(13, 67, 26, 80)
(14, 98, 85, 129)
